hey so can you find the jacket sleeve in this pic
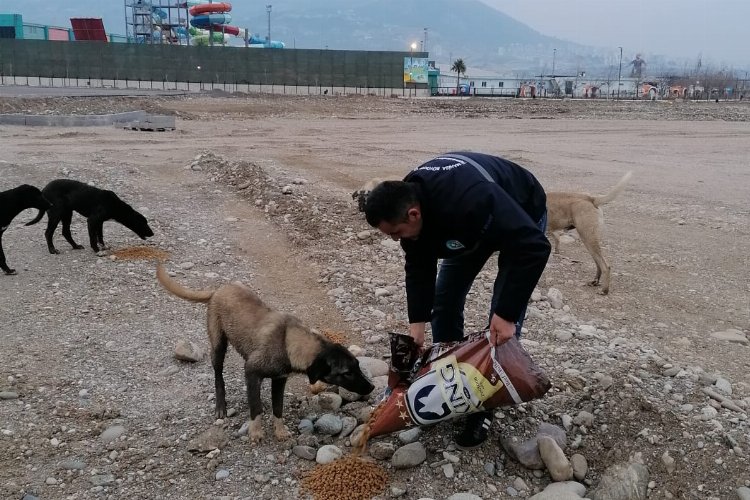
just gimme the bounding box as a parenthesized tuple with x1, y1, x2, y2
(401, 239, 438, 324)
(472, 184, 551, 322)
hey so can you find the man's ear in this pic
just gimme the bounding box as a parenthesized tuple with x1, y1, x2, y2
(407, 206, 421, 221)
(306, 353, 330, 384)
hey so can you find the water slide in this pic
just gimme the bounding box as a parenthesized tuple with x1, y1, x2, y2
(185, 0, 284, 47)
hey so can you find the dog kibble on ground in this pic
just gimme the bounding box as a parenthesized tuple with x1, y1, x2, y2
(110, 246, 170, 261)
(322, 329, 349, 344)
(300, 455, 388, 500)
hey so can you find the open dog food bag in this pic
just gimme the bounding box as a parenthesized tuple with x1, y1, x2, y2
(368, 331, 551, 438)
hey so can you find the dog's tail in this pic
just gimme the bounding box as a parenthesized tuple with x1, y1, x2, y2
(156, 264, 214, 303)
(592, 171, 633, 207)
(25, 208, 47, 226)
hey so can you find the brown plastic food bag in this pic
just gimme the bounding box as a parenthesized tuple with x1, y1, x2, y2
(368, 331, 551, 438)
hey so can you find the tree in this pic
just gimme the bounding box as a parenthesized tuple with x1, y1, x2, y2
(451, 58, 466, 95)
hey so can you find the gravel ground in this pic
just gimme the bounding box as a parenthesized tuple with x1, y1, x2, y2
(1, 93, 749, 500)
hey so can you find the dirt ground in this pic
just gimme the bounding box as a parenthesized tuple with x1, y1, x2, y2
(1, 93, 749, 500)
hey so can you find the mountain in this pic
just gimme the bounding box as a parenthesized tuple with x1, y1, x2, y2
(8, 0, 610, 75)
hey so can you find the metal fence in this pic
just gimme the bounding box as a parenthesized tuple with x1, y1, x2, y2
(0, 39, 427, 91)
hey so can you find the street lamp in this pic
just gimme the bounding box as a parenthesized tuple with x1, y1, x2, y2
(617, 46, 623, 100)
(409, 42, 417, 95)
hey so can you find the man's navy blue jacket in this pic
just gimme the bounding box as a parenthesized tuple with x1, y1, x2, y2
(400, 152, 551, 325)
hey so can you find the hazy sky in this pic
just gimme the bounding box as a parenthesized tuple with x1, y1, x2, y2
(484, 0, 749, 69)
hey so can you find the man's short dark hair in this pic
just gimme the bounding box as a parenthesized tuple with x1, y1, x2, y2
(364, 181, 418, 227)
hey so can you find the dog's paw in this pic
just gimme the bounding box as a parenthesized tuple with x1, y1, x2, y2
(49, 249, 60, 255)
(249, 428, 266, 442)
(73, 244, 84, 250)
(215, 407, 227, 419)
(274, 426, 292, 441)
(587, 279, 600, 287)
(3, 268, 17, 275)
(248, 416, 264, 443)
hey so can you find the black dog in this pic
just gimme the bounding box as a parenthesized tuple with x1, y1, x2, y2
(0, 184, 51, 275)
(26, 179, 154, 254)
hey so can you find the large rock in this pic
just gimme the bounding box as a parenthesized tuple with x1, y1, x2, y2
(316, 445, 343, 464)
(187, 427, 228, 452)
(529, 481, 587, 499)
(502, 423, 567, 470)
(391, 442, 427, 469)
(174, 339, 204, 362)
(538, 436, 573, 481)
(589, 462, 649, 500)
(357, 357, 389, 377)
(710, 329, 748, 345)
(99, 425, 126, 444)
(736, 486, 750, 500)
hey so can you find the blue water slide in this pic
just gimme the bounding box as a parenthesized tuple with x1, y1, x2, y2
(190, 13, 232, 28)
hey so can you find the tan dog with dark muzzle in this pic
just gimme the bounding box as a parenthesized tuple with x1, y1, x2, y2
(546, 172, 632, 294)
(156, 264, 374, 442)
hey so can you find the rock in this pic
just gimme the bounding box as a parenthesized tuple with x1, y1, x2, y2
(390, 485, 407, 497)
(663, 366, 681, 377)
(573, 411, 594, 427)
(538, 436, 573, 481)
(357, 357, 389, 377)
(314, 414, 343, 435)
(90, 474, 116, 486)
(174, 339, 204, 362)
(316, 445, 343, 464)
(338, 386, 363, 402)
(292, 445, 317, 461)
(484, 462, 496, 476)
(369, 442, 396, 460)
(338, 416, 357, 438)
(661, 451, 675, 473)
(357, 230, 372, 240)
(715, 377, 733, 395)
(317, 392, 343, 411)
(177, 261, 194, 270)
(297, 434, 319, 448)
(701, 406, 718, 420)
(446, 494, 482, 500)
(0, 391, 19, 400)
(442, 463, 455, 478)
(513, 477, 529, 491)
(281, 185, 293, 194)
(555, 329, 573, 342)
(571, 454, 588, 480)
(350, 424, 367, 447)
(538, 423, 568, 448)
(298, 419, 314, 434)
(529, 481, 587, 499)
(187, 427, 228, 452)
(100, 425, 126, 443)
(736, 486, 750, 500)
(59, 460, 86, 470)
(391, 442, 427, 469)
(398, 427, 421, 444)
(589, 461, 649, 500)
(215, 469, 230, 480)
(547, 287, 564, 309)
(502, 436, 544, 469)
(710, 329, 748, 344)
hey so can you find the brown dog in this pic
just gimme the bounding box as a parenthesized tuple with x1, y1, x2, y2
(546, 172, 632, 294)
(156, 264, 374, 442)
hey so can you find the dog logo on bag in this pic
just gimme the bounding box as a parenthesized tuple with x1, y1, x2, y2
(405, 356, 502, 425)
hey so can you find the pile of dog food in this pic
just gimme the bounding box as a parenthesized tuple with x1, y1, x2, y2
(110, 246, 170, 261)
(322, 329, 348, 344)
(300, 455, 388, 500)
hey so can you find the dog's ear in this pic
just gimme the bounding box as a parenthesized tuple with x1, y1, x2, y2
(306, 352, 331, 384)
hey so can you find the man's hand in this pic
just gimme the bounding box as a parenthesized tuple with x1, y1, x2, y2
(489, 314, 515, 346)
(409, 322, 426, 346)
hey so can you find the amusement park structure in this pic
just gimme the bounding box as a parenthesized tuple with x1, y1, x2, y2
(123, 0, 284, 47)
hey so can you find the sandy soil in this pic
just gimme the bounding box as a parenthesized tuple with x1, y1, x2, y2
(0, 94, 748, 500)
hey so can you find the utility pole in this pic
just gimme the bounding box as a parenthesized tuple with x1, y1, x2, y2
(423, 27, 428, 53)
(617, 46, 623, 100)
(266, 4, 272, 47)
(551, 48, 556, 77)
